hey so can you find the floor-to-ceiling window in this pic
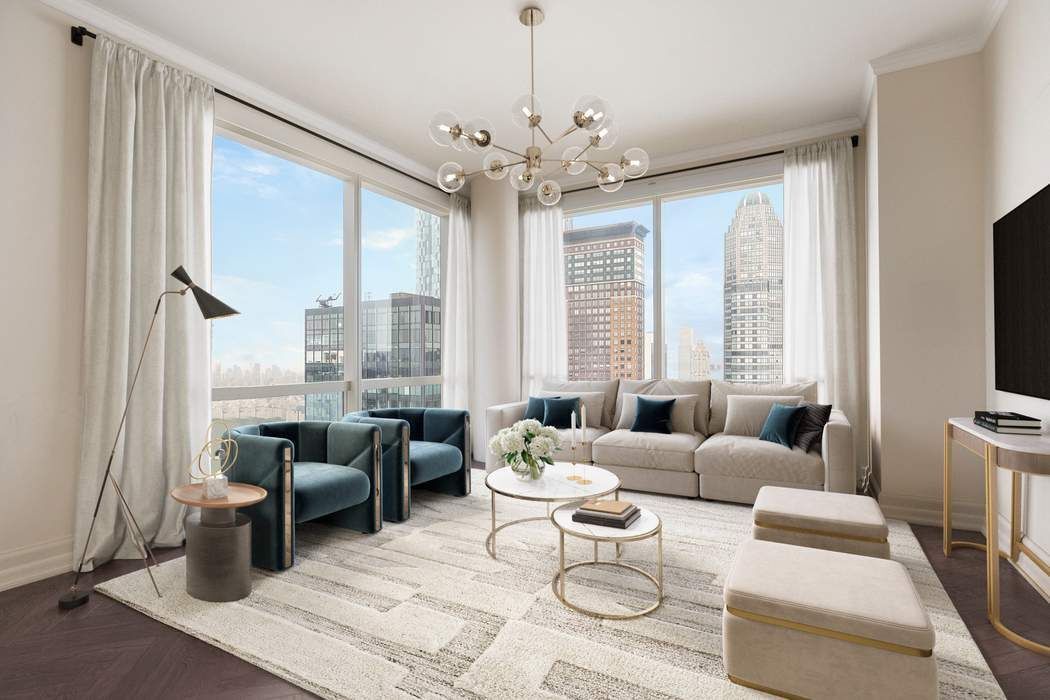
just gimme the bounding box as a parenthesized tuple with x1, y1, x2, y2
(560, 168, 784, 384)
(359, 187, 442, 409)
(210, 130, 447, 423)
(563, 203, 654, 381)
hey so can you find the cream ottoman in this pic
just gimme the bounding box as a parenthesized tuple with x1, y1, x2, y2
(753, 485, 890, 558)
(723, 539, 937, 700)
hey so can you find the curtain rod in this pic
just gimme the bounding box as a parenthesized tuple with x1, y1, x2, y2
(70, 26, 444, 194)
(561, 134, 860, 196)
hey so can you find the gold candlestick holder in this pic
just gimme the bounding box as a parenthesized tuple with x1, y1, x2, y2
(566, 444, 582, 481)
(576, 444, 592, 485)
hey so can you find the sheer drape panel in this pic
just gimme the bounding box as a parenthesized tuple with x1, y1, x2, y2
(784, 136, 863, 475)
(521, 199, 568, 395)
(75, 36, 213, 568)
(441, 194, 473, 409)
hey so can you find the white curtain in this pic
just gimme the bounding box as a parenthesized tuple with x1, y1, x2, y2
(521, 198, 568, 395)
(784, 136, 862, 461)
(75, 36, 213, 568)
(441, 194, 473, 409)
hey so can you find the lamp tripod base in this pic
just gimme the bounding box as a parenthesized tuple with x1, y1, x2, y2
(58, 586, 90, 610)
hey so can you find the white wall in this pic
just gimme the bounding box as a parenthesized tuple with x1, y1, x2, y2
(868, 54, 987, 527)
(982, 0, 1050, 596)
(469, 178, 520, 458)
(0, 0, 89, 590)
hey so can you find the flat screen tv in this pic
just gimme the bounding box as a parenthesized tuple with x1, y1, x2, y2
(994, 182, 1050, 400)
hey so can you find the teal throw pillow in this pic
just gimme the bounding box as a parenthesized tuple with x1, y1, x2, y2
(631, 396, 676, 434)
(759, 403, 806, 448)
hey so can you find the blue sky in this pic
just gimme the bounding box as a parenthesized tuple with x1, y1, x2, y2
(212, 134, 783, 379)
(211, 135, 422, 373)
(567, 184, 784, 378)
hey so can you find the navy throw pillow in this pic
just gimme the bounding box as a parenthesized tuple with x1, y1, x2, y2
(542, 397, 580, 429)
(631, 396, 676, 434)
(524, 395, 556, 421)
(759, 403, 806, 448)
(794, 403, 833, 452)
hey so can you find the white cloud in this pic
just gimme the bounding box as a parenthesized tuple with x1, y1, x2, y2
(363, 227, 411, 251)
(213, 148, 282, 198)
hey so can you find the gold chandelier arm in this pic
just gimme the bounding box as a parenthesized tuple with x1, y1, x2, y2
(536, 123, 554, 145)
(463, 159, 526, 178)
(492, 143, 528, 159)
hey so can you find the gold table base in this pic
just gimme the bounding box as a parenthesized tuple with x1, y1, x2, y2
(943, 421, 1050, 656)
(551, 533, 663, 620)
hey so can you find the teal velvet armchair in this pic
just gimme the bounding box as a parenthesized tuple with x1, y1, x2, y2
(341, 408, 470, 522)
(229, 420, 381, 571)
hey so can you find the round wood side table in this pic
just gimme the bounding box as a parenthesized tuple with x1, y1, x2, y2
(171, 482, 267, 602)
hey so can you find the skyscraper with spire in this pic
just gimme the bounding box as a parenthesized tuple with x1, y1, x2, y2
(723, 191, 784, 383)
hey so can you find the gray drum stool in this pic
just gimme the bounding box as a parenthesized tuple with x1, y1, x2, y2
(171, 483, 267, 602)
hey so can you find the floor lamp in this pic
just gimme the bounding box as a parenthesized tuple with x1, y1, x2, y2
(59, 266, 239, 610)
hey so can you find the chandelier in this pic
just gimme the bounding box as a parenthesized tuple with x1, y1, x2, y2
(428, 6, 650, 206)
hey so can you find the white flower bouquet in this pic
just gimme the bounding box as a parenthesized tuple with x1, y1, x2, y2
(488, 419, 563, 480)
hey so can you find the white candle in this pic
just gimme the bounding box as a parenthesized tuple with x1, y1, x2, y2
(571, 411, 577, 448)
(581, 403, 587, 437)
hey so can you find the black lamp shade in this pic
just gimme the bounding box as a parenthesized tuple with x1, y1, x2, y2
(170, 266, 239, 319)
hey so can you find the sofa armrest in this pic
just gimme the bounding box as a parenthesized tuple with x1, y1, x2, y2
(230, 433, 294, 570)
(485, 401, 527, 472)
(822, 409, 855, 494)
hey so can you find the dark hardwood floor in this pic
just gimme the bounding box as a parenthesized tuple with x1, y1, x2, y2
(1, 498, 1046, 697)
(911, 524, 1050, 699)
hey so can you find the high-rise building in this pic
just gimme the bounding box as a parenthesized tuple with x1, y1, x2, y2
(723, 191, 784, 383)
(677, 327, 695, 379)
(415, 209, 441, 298)
(305, 299, 344, 419)
(360, 292, 441, 409)
(691, 339, 711, 380)
(564, 222, 648, 380)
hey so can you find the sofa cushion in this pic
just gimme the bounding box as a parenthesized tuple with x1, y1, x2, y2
(592, 429, 703, 472)
(709, 380, 817, 435)
(617, 393, 698, 434)
(409, 440, 463, 485)
(726, 539, 934, 651)
(541, 379, 619, 428)
(293, 462, 371, 523)
(616, 379, 711, 435)
(552, 426, 609, 463)
(537, 390, 604, 430)
(724, 395, 803, 437)
(694, 434, 824, 485)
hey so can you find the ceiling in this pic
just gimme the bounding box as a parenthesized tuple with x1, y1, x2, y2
(78, 0, 1001, 182)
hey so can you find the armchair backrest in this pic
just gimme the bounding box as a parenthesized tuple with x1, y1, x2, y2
(235, 420, 332, 463)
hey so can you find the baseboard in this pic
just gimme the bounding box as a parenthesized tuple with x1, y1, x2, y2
(0, 536, 73, 592)
(879, 493, 985, 531)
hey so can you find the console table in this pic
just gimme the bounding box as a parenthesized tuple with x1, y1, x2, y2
(943, 417, 1050, 656)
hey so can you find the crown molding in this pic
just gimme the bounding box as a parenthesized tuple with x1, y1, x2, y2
(868, 0, 1007, 76)
(39, 0, 437, 184)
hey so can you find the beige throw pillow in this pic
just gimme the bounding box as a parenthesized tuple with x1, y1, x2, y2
(709, 380, 817, 434)
(723, 395, 803, 437)
(616, 394, 699, 434)
(536, 390, 605, 429)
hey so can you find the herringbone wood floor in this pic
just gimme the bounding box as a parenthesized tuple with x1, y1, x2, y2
(1, 499, 1047, 698)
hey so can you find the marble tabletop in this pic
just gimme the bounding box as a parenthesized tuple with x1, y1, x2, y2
(485, 462, 620, 501)
(551, 503, 661, 541)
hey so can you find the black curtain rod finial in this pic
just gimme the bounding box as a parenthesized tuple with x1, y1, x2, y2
(71, 26, 95, 46)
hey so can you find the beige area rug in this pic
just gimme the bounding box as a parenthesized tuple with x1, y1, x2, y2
(97, 471, 1003, 699)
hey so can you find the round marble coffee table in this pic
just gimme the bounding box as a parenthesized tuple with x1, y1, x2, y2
(484, 462, 620, 559)
(550, 502, 663, 619)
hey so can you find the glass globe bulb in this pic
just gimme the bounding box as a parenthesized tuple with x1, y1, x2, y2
(590, 121, 619, 151)
(510, 93, 543, 130)
(561, 146, 587, 176)
(483, 152, 510, 180)
(509, 163, 535, 191)
(436, 161, 466, 193)
(572, 94, 613, 132)
(463, 117, 494, 153)
(621, 147, 650, 178)
(428, 110, 460, 148)
(537, 180, 562, 206)
(596, 163, 624, 193)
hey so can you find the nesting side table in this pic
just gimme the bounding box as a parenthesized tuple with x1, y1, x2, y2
(171, 482, 267, 602)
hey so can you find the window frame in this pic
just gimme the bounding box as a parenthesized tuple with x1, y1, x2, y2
(559, 155, 784, 381)
(210, 103, 450, 419)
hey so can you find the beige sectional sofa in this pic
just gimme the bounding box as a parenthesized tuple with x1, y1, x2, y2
(486, 378, 854, 503)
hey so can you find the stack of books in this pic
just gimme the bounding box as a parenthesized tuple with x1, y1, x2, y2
(572, 500, 640, 529)
(974, 411, 1042, 435)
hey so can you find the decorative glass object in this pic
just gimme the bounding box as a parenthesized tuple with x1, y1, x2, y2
(202, 473, 229, 499)
(437, 161, 466, 192)
(428, 110, 460, 147)
(537, 179, 562, 206)
(483, 152, 510, 179)
(511, 93, 543, 129)
(621, 147, 650, 178)
(489, 419, 563, 480)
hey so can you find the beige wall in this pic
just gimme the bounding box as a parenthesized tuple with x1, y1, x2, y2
(868, 55, 987, 526)
(0, 0, 89, 590)
(982, 0, 1050, 595)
